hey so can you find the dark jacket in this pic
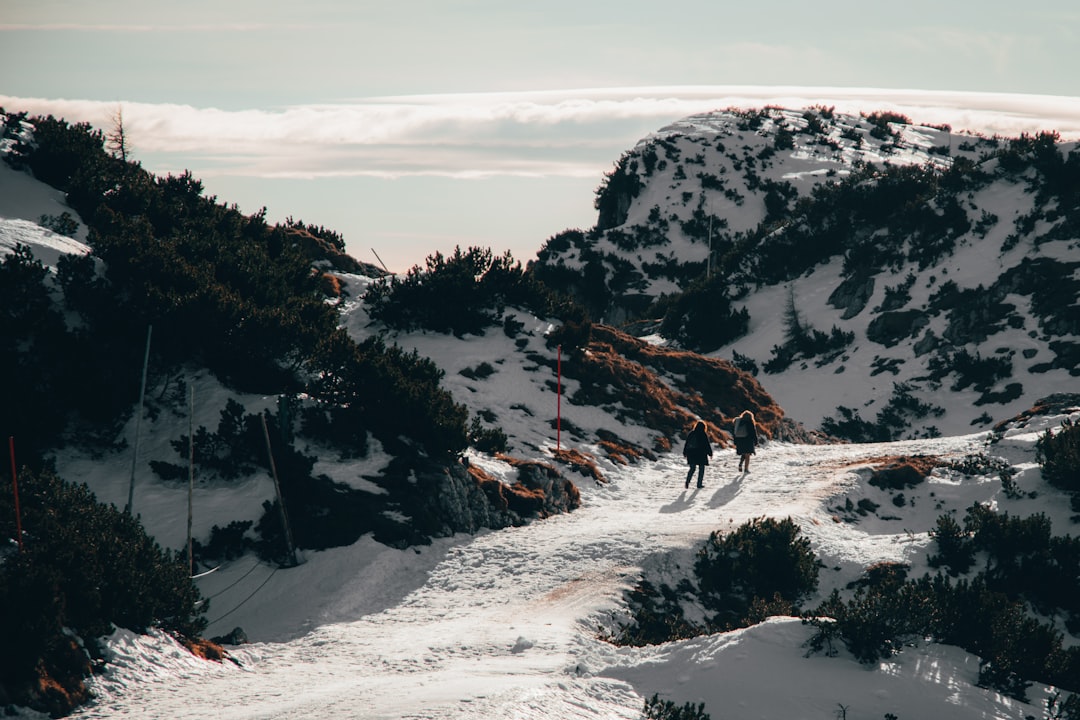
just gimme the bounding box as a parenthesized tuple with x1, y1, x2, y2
(683, 426, 713, 466)
(733, 415, 758, 455)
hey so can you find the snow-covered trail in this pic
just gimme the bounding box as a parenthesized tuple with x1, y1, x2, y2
(75, 434, 986, 719)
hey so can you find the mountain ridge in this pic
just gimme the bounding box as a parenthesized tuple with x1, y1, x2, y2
(531, 105, 1079, 440)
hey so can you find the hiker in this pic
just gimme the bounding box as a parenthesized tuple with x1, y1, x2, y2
(682, 421, 713, 489)
(733, 410, 758, 472)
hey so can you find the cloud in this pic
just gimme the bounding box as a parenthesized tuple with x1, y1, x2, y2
(0, 23, 313, 32)
(3, 87, 1079, 181)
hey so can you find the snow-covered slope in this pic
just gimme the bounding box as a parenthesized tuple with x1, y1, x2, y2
(58, 414, 1080, 720)
(532, 106, 1079, 440)
(4, 111, 1080, 720)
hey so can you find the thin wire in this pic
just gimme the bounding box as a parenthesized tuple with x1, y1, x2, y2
(201, 559, 264, 601)
(206, 566, 279, 627)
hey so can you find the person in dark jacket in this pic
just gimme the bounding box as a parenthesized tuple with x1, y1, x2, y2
(733, 410, 759, 472)
(682, 421, 713, 489)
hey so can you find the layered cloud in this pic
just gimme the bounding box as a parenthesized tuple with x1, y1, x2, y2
(4, 87, 1079, 181)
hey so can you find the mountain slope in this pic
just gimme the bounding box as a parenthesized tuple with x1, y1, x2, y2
(531, 106, 1079, 440)
(5, 106, 1080, 720)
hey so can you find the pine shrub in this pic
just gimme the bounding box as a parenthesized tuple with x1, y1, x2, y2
(643, 693, 711, 720)
(694, 516, 819, 631)
(0, 467, 205, 712)
(1037, 419, 1080, 492)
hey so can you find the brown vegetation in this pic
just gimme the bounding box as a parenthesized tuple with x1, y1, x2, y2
(562, 324, 786, 449)
(596, 428, 658, 465)
(283, 227, 384, 276)
(11, 638, 92, 719)
(470, 457, 583, 516)
(548, 447, 607, 484)
(319, 272, 343, 297)
(179, 636, 228, 663)
(858, 455, 945, 489)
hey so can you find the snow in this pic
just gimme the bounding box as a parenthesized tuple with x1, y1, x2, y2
(56, 430, 1080, 720)
(4, 120, 1080, 720)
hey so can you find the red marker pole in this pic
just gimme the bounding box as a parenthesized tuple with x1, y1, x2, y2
(9, 436, 23, 552)
(557, 345, 562, 451)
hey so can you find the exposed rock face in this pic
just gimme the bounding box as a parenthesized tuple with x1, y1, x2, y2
(867, 310, 930, 348)
(406, 458, 581, 540)
(829, 274, 876, 319)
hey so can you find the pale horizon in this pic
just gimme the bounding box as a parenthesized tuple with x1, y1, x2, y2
(4, 1, 1079, 270)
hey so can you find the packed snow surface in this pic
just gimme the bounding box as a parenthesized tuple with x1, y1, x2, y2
(62, 424, 1074, 720)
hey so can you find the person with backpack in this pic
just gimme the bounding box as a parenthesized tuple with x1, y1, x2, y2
(682, 421, 713, 489)
(733, 410, 758, 472)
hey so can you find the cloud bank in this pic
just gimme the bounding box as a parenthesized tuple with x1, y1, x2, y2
(4, 87, 1079, 181)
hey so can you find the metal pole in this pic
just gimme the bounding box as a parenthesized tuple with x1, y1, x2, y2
(126, 324, 152, 515)
(371, 248, 391, 274)
(707, 217, 713, 278)
(261, 415, 297, 567)
(187, 383, 194, 576)
(557, 345, 562, 451)
(9, 436, 22, 552)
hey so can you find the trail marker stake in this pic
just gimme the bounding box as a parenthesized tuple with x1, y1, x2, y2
(9, 436, 22, 552)
(557, 345, 562, 451)
(126, 324, 152, 515)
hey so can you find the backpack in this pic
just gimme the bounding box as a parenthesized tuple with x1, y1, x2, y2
(685, 432, 702, 452)
(734, 418, 749, 437)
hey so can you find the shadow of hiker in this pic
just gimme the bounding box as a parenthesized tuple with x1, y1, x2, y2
(706, 474, 743, 508)
(660, 487, 701, 513)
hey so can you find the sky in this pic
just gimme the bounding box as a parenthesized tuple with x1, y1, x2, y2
(3, 1, 1080, 271)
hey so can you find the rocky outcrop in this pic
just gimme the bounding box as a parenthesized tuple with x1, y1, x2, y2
(405, 458, 581, 540)
(829, 274, 876, 319)
(867, 309, 930, 348)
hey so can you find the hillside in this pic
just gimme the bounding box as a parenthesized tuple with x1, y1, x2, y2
(4, 106, 1080, 719)
(531, 106, 1079, 440)
(0, 110, 802, 715)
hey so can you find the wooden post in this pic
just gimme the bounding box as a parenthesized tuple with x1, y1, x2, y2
(8, 436, 22, 552)
(261, 415, 297, 567)
(187, 383, 195, 576)
(557, 345, 562, 451)
(126, 324, 152, 515)
(371, 248, 391, 274)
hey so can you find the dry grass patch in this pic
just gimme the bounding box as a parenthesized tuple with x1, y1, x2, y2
(860, 454, 944, 489)
(565, 325, 788, 448)
(484, 455, 585, 515)
(596, 428, 657, 465)
(180, 636, 228, 663)
(548, 447, 607, 485)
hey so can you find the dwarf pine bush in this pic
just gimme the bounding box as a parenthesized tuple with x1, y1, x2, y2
(607, 517, 820, 647)
(1037, 419, 1080, 492)
(0, 467, 205, 713)
(643, 693, 711, 720)
(694, 516, 819, 630)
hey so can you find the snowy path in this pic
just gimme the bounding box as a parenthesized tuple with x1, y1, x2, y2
(75, 435, 987, 719)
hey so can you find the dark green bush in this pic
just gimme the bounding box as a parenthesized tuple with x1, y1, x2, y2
(659, 274, 750, 353)
(928, 514, 975, 574)
(810, 505, 1080, 699)
(1037, 419, 1080, 492)
(0, 466, 205, 708)
(644, 693, 711, 720)
(305, 330, 469, 458)
(364, 246, 572, 336)
(694, 517, 819, 630)
(468, 417, 508, 454)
